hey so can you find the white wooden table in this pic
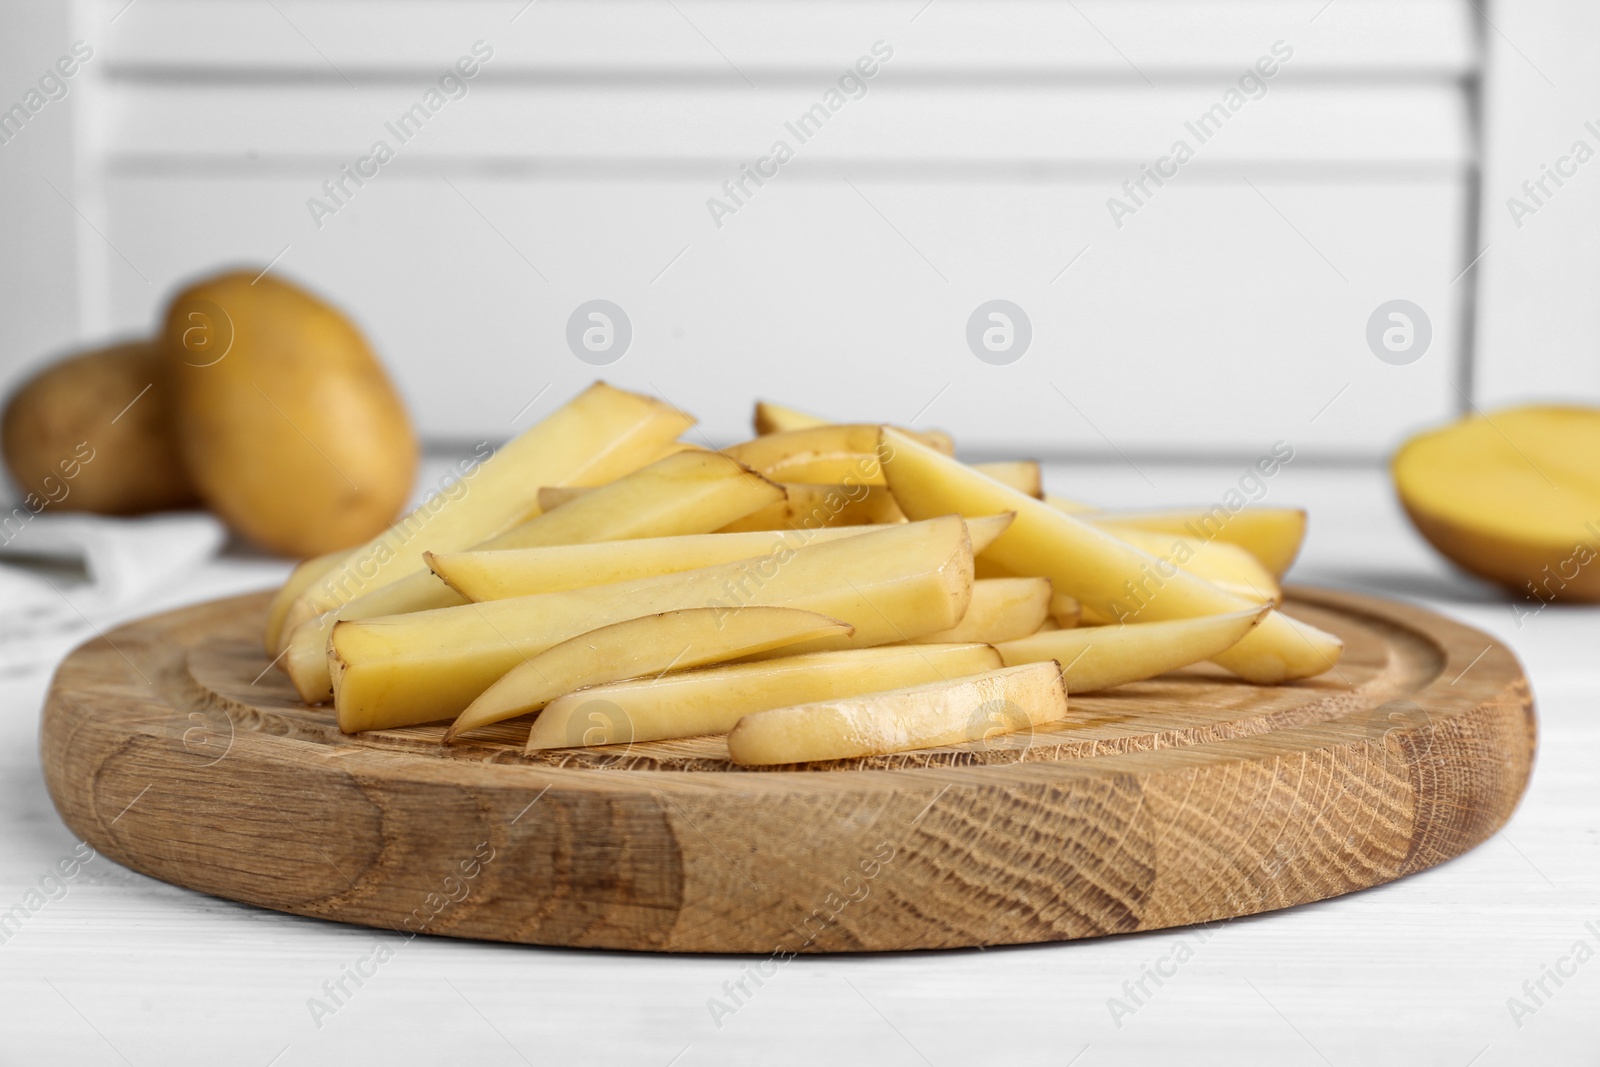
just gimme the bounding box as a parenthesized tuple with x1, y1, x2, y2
(1, 459, 1594, 1066)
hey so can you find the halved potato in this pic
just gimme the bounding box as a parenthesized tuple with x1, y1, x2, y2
(880, 427, 1341, 684)
(446, 607, 850, 740)
(1394, 405, 1600, 600)
(330, 516, 974, 730)
(726, 661, 1068, 766)
(527, 643, 1002, 750)
(996, 607, 1267, 691)
(911, 577, 1051, 644)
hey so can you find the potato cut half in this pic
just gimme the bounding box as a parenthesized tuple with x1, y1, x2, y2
(526, 643, 1001, 751)
(1084, 507, 1307, 579)
(1394, 405, 1600, 600)
(277, 381, 691, 640)
(970, 461, 1042, 498)
(879, 427, 1341, 684)
(282, 450, 783, 702)
(330, 516, 974, 731)
(911, 577, 1051, 644)
(718, 484, 904, 531)
(727, 661, 1068, 766)
(429, 514, 1012, 603)
(446, 607, 850, 741)
(752, 400, 955, 454)
(996, 607, 1268, 692)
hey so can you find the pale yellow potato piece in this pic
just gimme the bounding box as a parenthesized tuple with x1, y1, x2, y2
(1080, 507, 1307, 579)
(283, 451, 783, 702)
(1044, 492, 1095, 514)
(428, 514, 1013, 603)
(536, 486, 588, 511)
(911, 577, 1051, 644)
(971, 461, 1042, 498)
(447, 607, 850, 740)
(277, 382, 692, 642)
(718, 483, 905, 531)
(330, 516, 974, 730)
(1050, 591, 1082, 629)
(724, 424, 887, 486)
(752, 401, 954, 454)
(527, 643, 1002, 750)
(880, 427, 1341, 684)
(996, 607, 1267, 692)
(1093, 525, 1281, 603)
(726, 661, 1068, 766)
(264, 549, 347, 655)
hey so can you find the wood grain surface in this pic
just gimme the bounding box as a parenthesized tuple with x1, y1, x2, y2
(38, 586, 1535, 954)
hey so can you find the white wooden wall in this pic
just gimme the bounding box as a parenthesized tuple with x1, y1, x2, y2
(2, 0, 1487, 457)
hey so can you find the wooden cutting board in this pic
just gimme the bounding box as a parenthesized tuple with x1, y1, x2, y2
(40, 587, 1534, 954)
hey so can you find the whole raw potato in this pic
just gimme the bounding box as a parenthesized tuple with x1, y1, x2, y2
(1, 339, 199, 514)
(162, 270, 417, 556)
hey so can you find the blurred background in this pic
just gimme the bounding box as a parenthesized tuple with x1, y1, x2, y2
(3, 0, 1595, 459)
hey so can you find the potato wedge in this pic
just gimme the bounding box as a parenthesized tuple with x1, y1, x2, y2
(1093, 525, 1281, 603)
(1050, 591, 1082, 629)
(971, 461, 1042, 498)
(718, 483, 905, 531)
(752, 401, 954, 454)
(726, 661, 1068, 766)
(911, 577, 1051, 644)
(330, 516, 974, 730)
(264, 548, 347, 655)
(429, 514, 1014, 603)
(526, 643, 1002, 750)
(282, 451, 784, 702)
(724, 424, 887, 486)
(447, 607, 851, 740)
(996, 607, 1268, 691)
(880, 427, 1341, 684)
(1084, 507, 1307, 579)
(277, 382, 693, 641)
(535, 486, 587, 511)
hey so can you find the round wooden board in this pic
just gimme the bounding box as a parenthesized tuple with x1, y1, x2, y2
(40, 587, 1534, 954)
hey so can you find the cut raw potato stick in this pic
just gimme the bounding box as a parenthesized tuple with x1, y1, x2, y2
(879, 427, 1342, 684)
(1094, 525, 1281, 603)
(276, 382, 693, 644)
(282, 450, 784, 702)
(996, 607, 1268, 692)
(1081, 507, 1307, 579)
(726, 661, 1069, 766)
(724, 424, 888, 486)
(751, 401, 955, 454)
(330, 516, 974, 730)
(446, 607, 851, 741)
(970, 461, 1042, 498)
(1050, 592, 1082, 629)
(718, 484, 905, 531)
(526, 643, 1002, 750)
(264, 548, 348, 654)
(429, 514, 1014, 602)
(911, 577, 1051, 644)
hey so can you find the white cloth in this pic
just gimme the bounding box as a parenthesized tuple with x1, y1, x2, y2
(0, 511, 227, 675)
